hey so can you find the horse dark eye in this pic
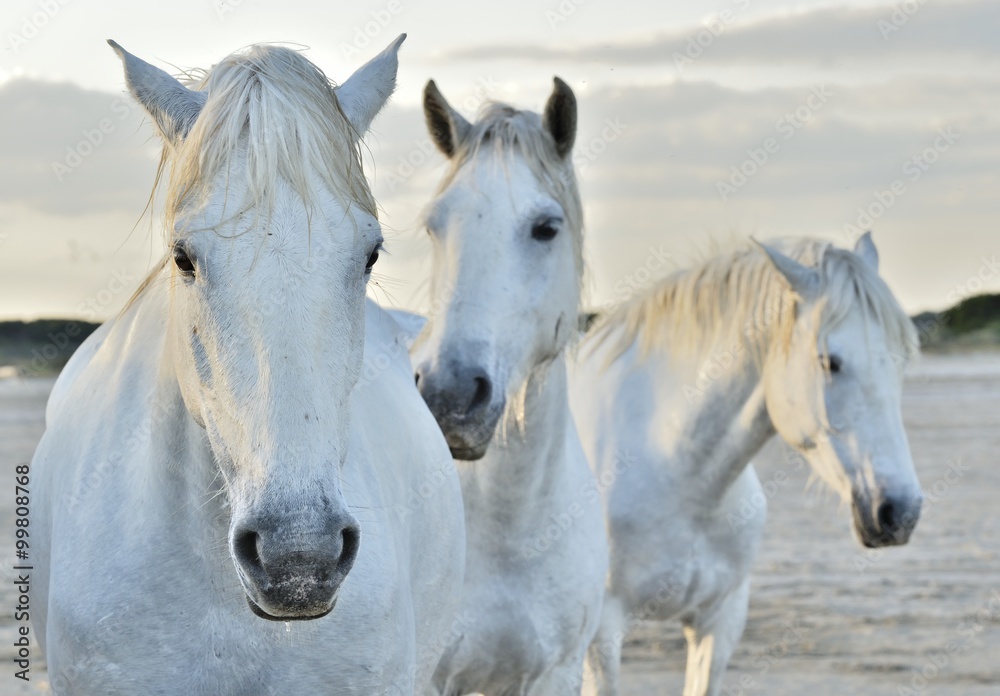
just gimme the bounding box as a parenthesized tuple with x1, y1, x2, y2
(823, 355, 842, 374)
(365, 248, 379, 273)
(531, 222, 558, 241)
(173, 245, 195, 276)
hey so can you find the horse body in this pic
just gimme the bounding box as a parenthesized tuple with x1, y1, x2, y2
(571, 236, 922, 696)
(33, 37, 464, 695)
(571, 323, 768, 696)
(412, 80, 608, 694)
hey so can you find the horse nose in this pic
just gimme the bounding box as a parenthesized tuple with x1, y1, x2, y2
(232, 514, 360, 620)
(417, 363, 493, 418)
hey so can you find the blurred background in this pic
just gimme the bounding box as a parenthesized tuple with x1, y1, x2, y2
(1, 2, 998, 694)
(0, 0, 997, 324)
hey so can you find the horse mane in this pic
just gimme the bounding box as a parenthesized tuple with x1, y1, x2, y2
(167, 44, 376, 227)
(429, 102, 585, 280)
(587, 238, 919, 366)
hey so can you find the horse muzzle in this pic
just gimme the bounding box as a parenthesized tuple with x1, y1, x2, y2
(852, 490, 922, 548)
(415, 360, 505, 460)
(231, 513, 360, 621)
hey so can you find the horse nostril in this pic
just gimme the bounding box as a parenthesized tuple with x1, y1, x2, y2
(234, 528, 265, 576)
(469, 375, 492, 412)
(339, 525, 361, 573)
(877, 500, 896, 532)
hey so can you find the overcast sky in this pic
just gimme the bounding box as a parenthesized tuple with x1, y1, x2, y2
(1, 0, 997, 319)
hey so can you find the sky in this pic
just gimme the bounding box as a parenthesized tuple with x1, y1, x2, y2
(0, 0, 998, 319)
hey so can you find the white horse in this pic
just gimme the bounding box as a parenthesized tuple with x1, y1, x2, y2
(405, 79, 608, 694)
(569, 235, 923, 696)
(32, 37, 465, 695)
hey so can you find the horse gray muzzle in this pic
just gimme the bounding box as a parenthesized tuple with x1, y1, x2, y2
(852, 490, 922, 548)
(231, 512, 360, 621)
(415, 359, 504, 460)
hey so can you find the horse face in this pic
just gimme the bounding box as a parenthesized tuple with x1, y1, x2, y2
(761, 243, 922, 549)
(169, 178, 378, 619)
(113, 38, 402, 619)
(414, 155, 579, 460)
(413, 79, 580, 461)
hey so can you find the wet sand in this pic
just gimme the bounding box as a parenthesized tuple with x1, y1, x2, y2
(2, 354, 998, 694)
(620, 353, 1000, 695)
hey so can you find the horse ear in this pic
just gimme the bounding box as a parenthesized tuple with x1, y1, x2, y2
(853, 231, 879, 272)
(336, 33, 406, 137)
(543, 77, 576, 159)
(107, 40, 206, 146)
(754, 240, 820, 298)
(423, 79, 471, 158)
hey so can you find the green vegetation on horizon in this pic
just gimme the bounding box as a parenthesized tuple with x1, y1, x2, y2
(0, 319, 101, 377)
(2, 292, 1000, 378)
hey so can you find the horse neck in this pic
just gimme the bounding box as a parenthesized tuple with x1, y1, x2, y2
(458, 354, 572, 529)
(145, 304, 231, 534)
(646, 328, 778, 506)
(100, 282, 232, 565)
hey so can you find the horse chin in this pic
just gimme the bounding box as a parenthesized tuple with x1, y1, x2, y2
(440, 405, 504, 461)
(857, 528, 912, 549)
(443, 425, 496, 461)
(448, 441, 489, 461)
(245, 594, 337, 622)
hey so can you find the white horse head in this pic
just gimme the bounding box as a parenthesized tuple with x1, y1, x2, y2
(757, 234, 923, 547)
(109, 36, 404, 620)
(413, 78, 583, 459)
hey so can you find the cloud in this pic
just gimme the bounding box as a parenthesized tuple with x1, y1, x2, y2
(0, 79, 159, 216)
(3, 65, 1000, 317)
(535, 75, 999, 205)
(346, 69, 1000, 314)
(438, 0, 1000, 69)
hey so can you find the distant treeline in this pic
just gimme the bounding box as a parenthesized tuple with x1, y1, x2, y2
(2, 292, 999, 377)
(0, 319, 101, 376)
(905, 293, 1000, 351)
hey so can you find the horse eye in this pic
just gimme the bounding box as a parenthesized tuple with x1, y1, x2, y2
(822, 354, 842, 374)
(173, 245, 196, 276)
(531, 221, 559, 242)
(365, 247, 380, 274)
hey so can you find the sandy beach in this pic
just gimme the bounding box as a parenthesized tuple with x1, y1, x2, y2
(2, 353, 998, 694)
